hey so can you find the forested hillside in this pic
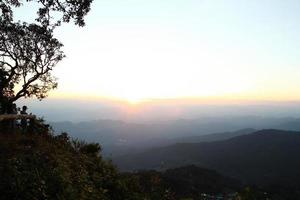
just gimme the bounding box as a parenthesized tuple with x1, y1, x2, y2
(115, 129, 300, 187)
(0, 131, 242, 200)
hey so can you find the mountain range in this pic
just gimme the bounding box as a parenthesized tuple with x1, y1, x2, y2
(114, 129, 300, 186)
(51, 116, 300, 156)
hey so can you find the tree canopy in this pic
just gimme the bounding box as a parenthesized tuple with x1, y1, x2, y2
(0, 0, 93, 27)
(0, 0, 93, 113)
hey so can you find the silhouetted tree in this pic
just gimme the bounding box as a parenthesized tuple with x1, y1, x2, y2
(0, 0, 93, 113)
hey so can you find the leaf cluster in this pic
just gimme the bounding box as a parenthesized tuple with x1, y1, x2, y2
(0, 132, 120, 200)
(0, 0, 93, 105)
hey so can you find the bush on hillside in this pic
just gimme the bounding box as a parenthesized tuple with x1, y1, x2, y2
(0, 132, 121, 200)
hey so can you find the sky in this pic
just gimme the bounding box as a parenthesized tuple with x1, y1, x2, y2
(16, 0, 300, 104)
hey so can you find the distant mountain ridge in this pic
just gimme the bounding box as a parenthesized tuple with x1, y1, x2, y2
(51, 119, 257, 157)
(114, 129, 300, 186)
(172, 128, 256, 143)
(51, 116, 300, 156)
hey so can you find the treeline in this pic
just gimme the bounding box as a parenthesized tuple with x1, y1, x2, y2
(0, 130, 298, 200)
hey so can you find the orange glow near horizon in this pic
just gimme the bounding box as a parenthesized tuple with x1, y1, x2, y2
(15, 0, 300, 107)
(50, 88, 300, 107)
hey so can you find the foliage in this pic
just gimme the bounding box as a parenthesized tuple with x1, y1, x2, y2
(236, 187, 267, 200)
(0, 0, 93, 27)
(1, 128, 299, 199)
(162, 165, 240, 198)
(0, 21, 63, 101)
(118, 171, 176, 200)
(0, 132, 121, 200)
(0, 0, 93, 112)
(116, 129, 300, 189)
(0, 129, 240, 200)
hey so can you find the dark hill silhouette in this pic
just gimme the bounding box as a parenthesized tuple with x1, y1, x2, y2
(162, 165, 240, 196)
(1, 128, 298, 199)
(0, 131, 247, 199)
(51, 116, 300, 157)
(115, 129, 300, 186)
(172, 128, 256, 143)
(51, 119, 260, 157)
(0, 132, 123, 200)
(121, 165, 241, 199)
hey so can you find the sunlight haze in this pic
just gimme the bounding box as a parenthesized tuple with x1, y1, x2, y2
(17, 0, 300, 103)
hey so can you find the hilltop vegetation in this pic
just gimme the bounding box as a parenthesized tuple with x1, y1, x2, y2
(0, 132, 122, 200)
(115, 129, 300, 187)
(2, 128, 300, 199)
(0, 127, 276, 200)
(0, 130, 242, 200)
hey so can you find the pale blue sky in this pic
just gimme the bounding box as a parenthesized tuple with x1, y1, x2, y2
(16, 0, 300, 102)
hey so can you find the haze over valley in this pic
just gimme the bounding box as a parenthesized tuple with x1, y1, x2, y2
(2, 0, 300, 199)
